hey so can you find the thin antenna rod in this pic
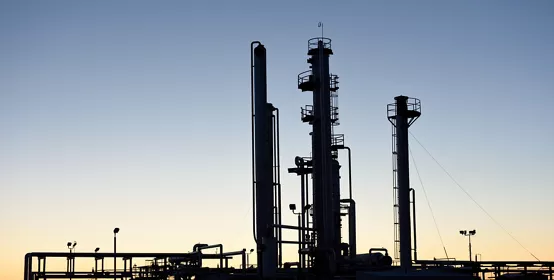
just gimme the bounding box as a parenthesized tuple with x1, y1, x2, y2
(318, 22, 323, 38)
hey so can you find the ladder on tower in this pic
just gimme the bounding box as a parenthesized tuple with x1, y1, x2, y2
(391, 122, 400, 263)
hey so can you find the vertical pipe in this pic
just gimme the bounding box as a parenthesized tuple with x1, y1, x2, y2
(346, 147, 352, 200)
(275, 108, 283, 268)
(348, 201, 356, 258)
(251, 41, 260, 245)
(24, 254, 31, 280)
(305, 172, 311, 268)
(344, 147, 355, 256)
(331, 159, 341, 254)
(242, 250, 247, 273)
(411, 188, 417, 261)
(395, 96, 412, 271)
(298, 214, 302, 267)
(42, 258, 46, 280)
(340, 199, 356, 258)
(220, 246, 224, 269)
(24, 255, 28, 280)
(300, 170, 306, 268)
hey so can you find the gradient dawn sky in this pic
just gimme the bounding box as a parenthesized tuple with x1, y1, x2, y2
(1, 0, 553, 278)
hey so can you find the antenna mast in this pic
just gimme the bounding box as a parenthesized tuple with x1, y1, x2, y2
(318, 22, 324, 38)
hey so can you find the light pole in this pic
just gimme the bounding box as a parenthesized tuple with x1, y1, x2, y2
(247, 249, 254, 268)
(113, 227, 119, 280)
(67, 242, 72, 276)
(94, 247, 100, 274)
(459, 229, 476, 261)
(66, 241, 76, 280)
(289, 204, 302, 267)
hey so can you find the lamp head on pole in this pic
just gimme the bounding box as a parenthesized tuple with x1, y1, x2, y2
(469, 230, 476, 236)
(95, 247, 100, 253)
(113, 227, 120, 234)
(459, 230, 467, 236)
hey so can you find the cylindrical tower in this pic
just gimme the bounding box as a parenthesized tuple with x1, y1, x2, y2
(298, 37, 336, 277)
(387, 96, 421, 272)
(251, 42, 277, 278)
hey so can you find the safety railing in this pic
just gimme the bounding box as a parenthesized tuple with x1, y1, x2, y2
(308, 37, 332, 51)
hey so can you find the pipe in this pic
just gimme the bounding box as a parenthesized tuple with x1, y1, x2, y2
(300, 171, 306, 268)
(195, 244, 223, 269)
(24, 253, 30, 280)
(411, 188, 417, 261)
(332, 145, 352, 200)
(340, 199, 357, 257)
(192, 243, 209, 252)
(221, 249, 246, 256)
(273, 224, 316, 231)
(277, 240, 314, 245)
(297, 214, 301, 268)
(250, 41, 261, 244)
(275, 107, 283, 268)
(345, 147, 352, 200)
(242, 249, 247, 272)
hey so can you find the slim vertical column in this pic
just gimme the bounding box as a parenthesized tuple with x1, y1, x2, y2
(252, 42, 276, 279)
(297, 37, 336, 278)
(312, 39, 335, 276)
(387, 96, 421, 272)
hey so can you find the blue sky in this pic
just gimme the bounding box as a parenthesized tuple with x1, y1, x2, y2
(1, 0, 553, 278)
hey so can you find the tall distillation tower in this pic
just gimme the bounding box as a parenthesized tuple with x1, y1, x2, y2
(297, 37, 343, 277)
(387, 96, 421, 272)
(251, 42, 282, 279)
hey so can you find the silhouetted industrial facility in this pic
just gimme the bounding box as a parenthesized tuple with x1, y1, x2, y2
(23, 37, 553, 280)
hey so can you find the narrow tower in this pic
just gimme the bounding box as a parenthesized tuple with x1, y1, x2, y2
(251, 42, 277, 278)
(387, 96, 421, 272)
(298, 37, 341, 277)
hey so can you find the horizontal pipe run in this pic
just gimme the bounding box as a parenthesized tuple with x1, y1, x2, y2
(24, 252, 222, 258)
(277, 240, 315, 245)
(30, 272, 134, 279)
(197, 244, 222, 251)
(272, 224, 315, 231)
(220, 249, 246, 256)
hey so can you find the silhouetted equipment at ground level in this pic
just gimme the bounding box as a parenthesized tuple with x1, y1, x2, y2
(23, 37, 554, 280)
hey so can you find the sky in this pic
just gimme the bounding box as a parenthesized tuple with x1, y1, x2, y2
(1, 0, 553, 278)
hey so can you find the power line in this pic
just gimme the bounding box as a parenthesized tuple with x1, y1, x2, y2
(409, 131, 541, 262)
(409, 147, 450, 259)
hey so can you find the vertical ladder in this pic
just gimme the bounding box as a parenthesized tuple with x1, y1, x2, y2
(391, 122, 400, 262)
(272, 110, 283, 267)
